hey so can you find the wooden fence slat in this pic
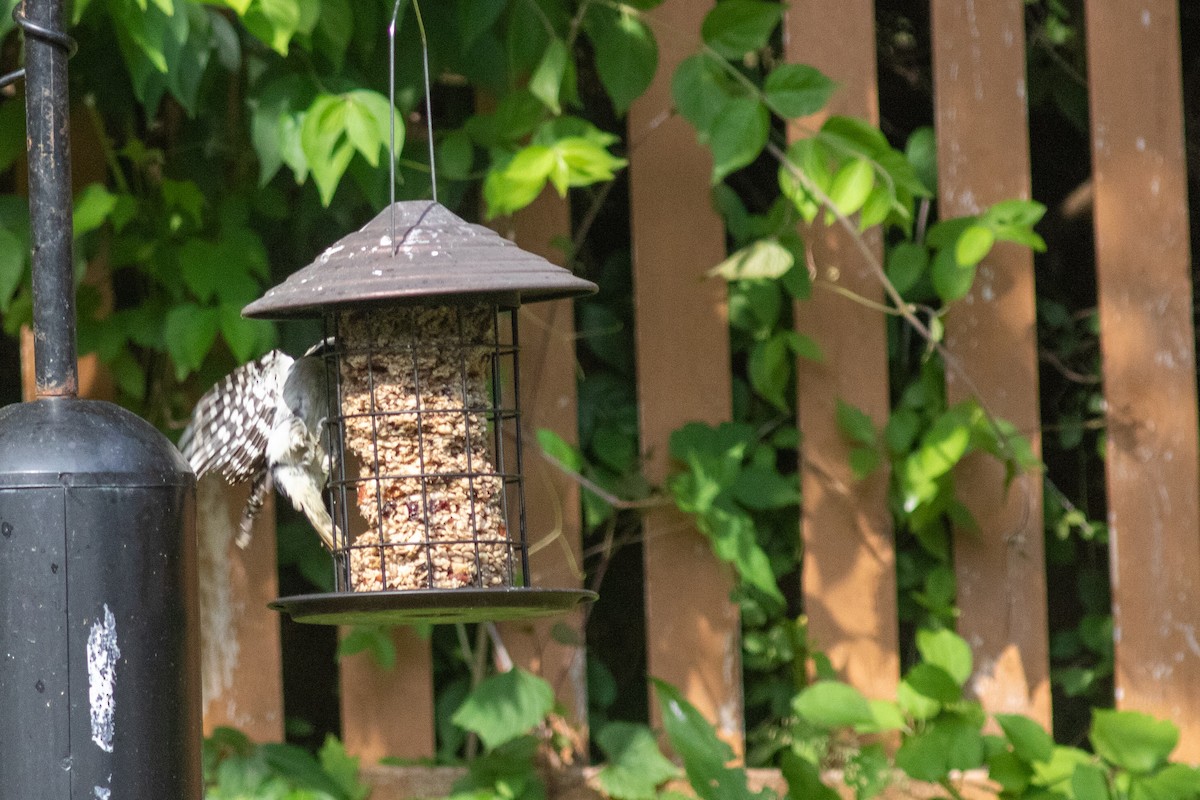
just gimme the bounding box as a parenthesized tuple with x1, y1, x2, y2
(1084, 0, 1200, 757)
(198, 480, 285, 741)
(496, 189, 588, 725)
(930, 0, 1051, 725)
(629, 0, 741, 750)
(338, 627, 435, 760)
(786, 0, 901, 702)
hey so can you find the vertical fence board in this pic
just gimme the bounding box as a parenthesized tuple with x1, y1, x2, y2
(785, 1, 901, 702)
(930, 0, 1051, 725)
(496, 189, 588, 725)
(629, 0, 741, 749)
(1084, 0, 1200, 757)
(198, 481, 285, 741)
(339, 627, 435, 760)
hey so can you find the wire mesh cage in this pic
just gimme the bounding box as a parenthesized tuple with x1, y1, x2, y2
(327, 303, 524, 593)
(246, 201, 597, 624)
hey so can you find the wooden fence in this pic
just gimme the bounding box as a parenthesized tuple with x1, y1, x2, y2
(40, 0, 1200, 787)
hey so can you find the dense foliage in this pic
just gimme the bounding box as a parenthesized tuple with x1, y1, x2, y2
(3, 0, 1196, 796)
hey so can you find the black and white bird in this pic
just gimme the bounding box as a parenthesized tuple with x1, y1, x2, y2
(178, 342, 335, 550)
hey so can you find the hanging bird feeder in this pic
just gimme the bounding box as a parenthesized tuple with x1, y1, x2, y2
(245, 200, 598, 625)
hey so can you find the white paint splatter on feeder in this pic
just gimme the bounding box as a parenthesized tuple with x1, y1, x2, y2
(86, 604, 120, 753)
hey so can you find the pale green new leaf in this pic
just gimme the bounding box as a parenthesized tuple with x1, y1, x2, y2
(73, 184, 118, 238)
(529, 39, 569, 114)
(955, 223, 996, 267)
(827, 158, 875, 217)
(707, 238, 794, 281)
(916, 628, 973, 686)
(243, 0, 302, 55)
(793, 681, 875, 730)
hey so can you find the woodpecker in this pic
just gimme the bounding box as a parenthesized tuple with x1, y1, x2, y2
(178, 342, 336, 550)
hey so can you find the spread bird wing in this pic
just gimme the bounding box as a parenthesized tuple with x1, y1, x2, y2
(178, 349, 292, 483)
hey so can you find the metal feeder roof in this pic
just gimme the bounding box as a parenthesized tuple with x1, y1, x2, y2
(243, 201, 597, 319)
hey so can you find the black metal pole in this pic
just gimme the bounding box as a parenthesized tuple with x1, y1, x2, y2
(21, 0, 77, 398)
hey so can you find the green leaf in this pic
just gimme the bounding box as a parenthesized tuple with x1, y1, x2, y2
(793, 681, 875, 729)
(708, 97, 769, 183)
(836, 399, 877, 448)
(708, 238, 794, 281)
(866, 699, 907, 733)
(700, 0, 783, 58)
(779, 751, 841, 800)
(1071, 763, 1112, 800)
(537, 427, 584, 471)
(748, 333, 791, 411)
(983, 198, 1047, 228)
(178, 239, 261, 304)
(996, 713, 1056, 764)
(300, 94, 355, 206)
(345, 89, 401, 167)
(261, 741, 352, 798)
(1090, 709, 1179, 774)
(336, 626, 397, 671)
(895, 715, 985, 782)
(931, 246, 975, 303)
(437, 129, 475, 180)
(916, 628, 973, 686)
(955, 224, 996, 267)
(987, 750, 1033, 795)
(784, 330, 822, 361)
(1130, 764, 1200, 800)
(0, 226, 26, 313)
(730, 463, 798, 510)
(450, 669, 554, 751)
(318, 735, 370, 800)
(652, 680, 765, 800)
(457, 0, 505, 51)
(1031, 746, 1094, 791)
(219, 304, 275, 363)
(587, 6, 657, 116)
(529, 39, 569, 114)
(902, 663, 962, 705)
(672, 54, 734, 136)
(763, 64, 836, 118)
(905, 126, 937, 192)
(827, 158, 875, 216)
(313, 0, 352, 69)
(547, 136, 627, 192)
(164, 304, 219, 381)
(242, 0, 303, 55)
(484, 147, 553, 217)
(0, 101, 25, 173)
(697, 499, 785, 604)
(886, 241, 929, 295)
(595, 722, 679, 799)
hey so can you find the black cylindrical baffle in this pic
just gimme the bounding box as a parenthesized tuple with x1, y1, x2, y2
(0, 399, 201, 798)
(1, 0, 203, 795)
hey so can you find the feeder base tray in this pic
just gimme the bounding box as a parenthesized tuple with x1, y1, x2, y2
(270, 587, 597, 625)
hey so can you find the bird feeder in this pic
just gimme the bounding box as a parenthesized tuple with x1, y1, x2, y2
(244, 201, 598, 625)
